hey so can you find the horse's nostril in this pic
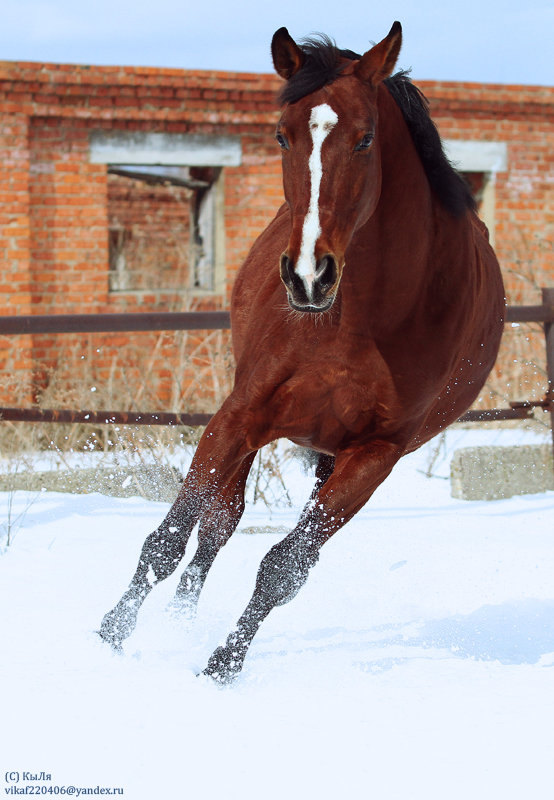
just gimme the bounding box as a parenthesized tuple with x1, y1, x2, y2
(315, 255, 338, 290)
(280, 253, 294, 285)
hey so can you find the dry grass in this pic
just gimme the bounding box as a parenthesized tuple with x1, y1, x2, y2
(0, 324, 295, 545)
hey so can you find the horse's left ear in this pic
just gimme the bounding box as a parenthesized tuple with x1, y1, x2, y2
(355, 21, 402, 86)
(271, 27, 305, 79)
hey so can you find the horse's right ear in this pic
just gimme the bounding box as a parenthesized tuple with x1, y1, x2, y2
(271, 28, 305, 80)
(355, 22, 402, 87)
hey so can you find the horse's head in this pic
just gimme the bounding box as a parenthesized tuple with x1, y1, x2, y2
(272, 23, 402, 313)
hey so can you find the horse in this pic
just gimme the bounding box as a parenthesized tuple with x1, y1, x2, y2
(99, 22, 505, 683)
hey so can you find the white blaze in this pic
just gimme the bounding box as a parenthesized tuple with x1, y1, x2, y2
(295, 103, 338, 296)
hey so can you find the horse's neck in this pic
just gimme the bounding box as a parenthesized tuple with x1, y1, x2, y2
(375, 84, 437, 249)
(341, 87, 467, 335)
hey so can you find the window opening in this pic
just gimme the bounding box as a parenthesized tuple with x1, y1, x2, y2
(107, 165, 220, 293)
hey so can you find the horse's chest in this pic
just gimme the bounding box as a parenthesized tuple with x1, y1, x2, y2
(247, 361, 388, 453)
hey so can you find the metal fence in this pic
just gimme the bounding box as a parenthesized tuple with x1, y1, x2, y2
(1, 288, 553, 453)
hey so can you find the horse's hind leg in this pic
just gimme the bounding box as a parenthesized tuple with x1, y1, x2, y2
(171, 453, 256, 618)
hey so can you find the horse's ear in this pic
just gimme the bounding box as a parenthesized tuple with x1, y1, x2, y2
(355, 22, 402, 86)
(271, 27, 305, 80)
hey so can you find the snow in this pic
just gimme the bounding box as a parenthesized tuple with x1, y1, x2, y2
(1, 428, 553, 799)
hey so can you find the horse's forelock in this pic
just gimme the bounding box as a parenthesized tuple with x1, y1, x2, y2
(277, 36, 361, 106)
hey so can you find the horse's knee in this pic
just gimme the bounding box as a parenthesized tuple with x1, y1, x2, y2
(138, 528, 187, 583)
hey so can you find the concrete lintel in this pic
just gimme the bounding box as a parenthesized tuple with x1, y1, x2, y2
(443, 140, 508, 173)
(89, 131, 242, 167)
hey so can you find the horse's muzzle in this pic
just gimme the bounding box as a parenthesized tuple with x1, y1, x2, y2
(280, 253, 339, 312)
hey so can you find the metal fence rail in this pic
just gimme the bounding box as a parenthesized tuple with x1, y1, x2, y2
(0, 408, 213, 427)
(0, 310, 231, 336)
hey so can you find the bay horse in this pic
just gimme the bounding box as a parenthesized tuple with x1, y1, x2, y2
(99, 22, 505, 682)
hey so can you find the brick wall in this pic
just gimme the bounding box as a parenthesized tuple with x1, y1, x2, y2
(0, 111, 33, 401)
(429, 83, 553, 302)
(0, 60, 552, 413)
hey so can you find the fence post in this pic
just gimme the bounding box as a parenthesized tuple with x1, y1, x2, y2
(543, 287, 554, 461)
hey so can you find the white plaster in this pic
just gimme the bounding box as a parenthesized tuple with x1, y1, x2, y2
(295, 104, 338, 296)
(443, 140, 507, 173)
(89, 131, 242, 166)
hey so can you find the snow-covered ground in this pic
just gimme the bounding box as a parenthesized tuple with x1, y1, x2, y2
(1, 428, 553, 799)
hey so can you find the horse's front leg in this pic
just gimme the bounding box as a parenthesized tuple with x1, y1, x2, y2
(202, 440, 402, 683)
(98, 407, 251, 650)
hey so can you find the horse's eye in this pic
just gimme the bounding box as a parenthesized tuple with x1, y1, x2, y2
(276, 133, 289, 150)
(355, 133, 374, 151)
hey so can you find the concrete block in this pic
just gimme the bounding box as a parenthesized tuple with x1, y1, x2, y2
(0, 464, 182, 503)
(451, 444, 554, 501)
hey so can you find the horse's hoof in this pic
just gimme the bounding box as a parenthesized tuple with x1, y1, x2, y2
(98, 598, 140, 648)
(201, 646, 244, 685)
(96, 629, 124, 654)
(97, 608, 129, 651)
(200, 667, 237, 686)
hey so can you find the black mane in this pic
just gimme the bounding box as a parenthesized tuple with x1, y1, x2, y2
(277, 36, 476, 217)
(384, 72, 476, 216)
